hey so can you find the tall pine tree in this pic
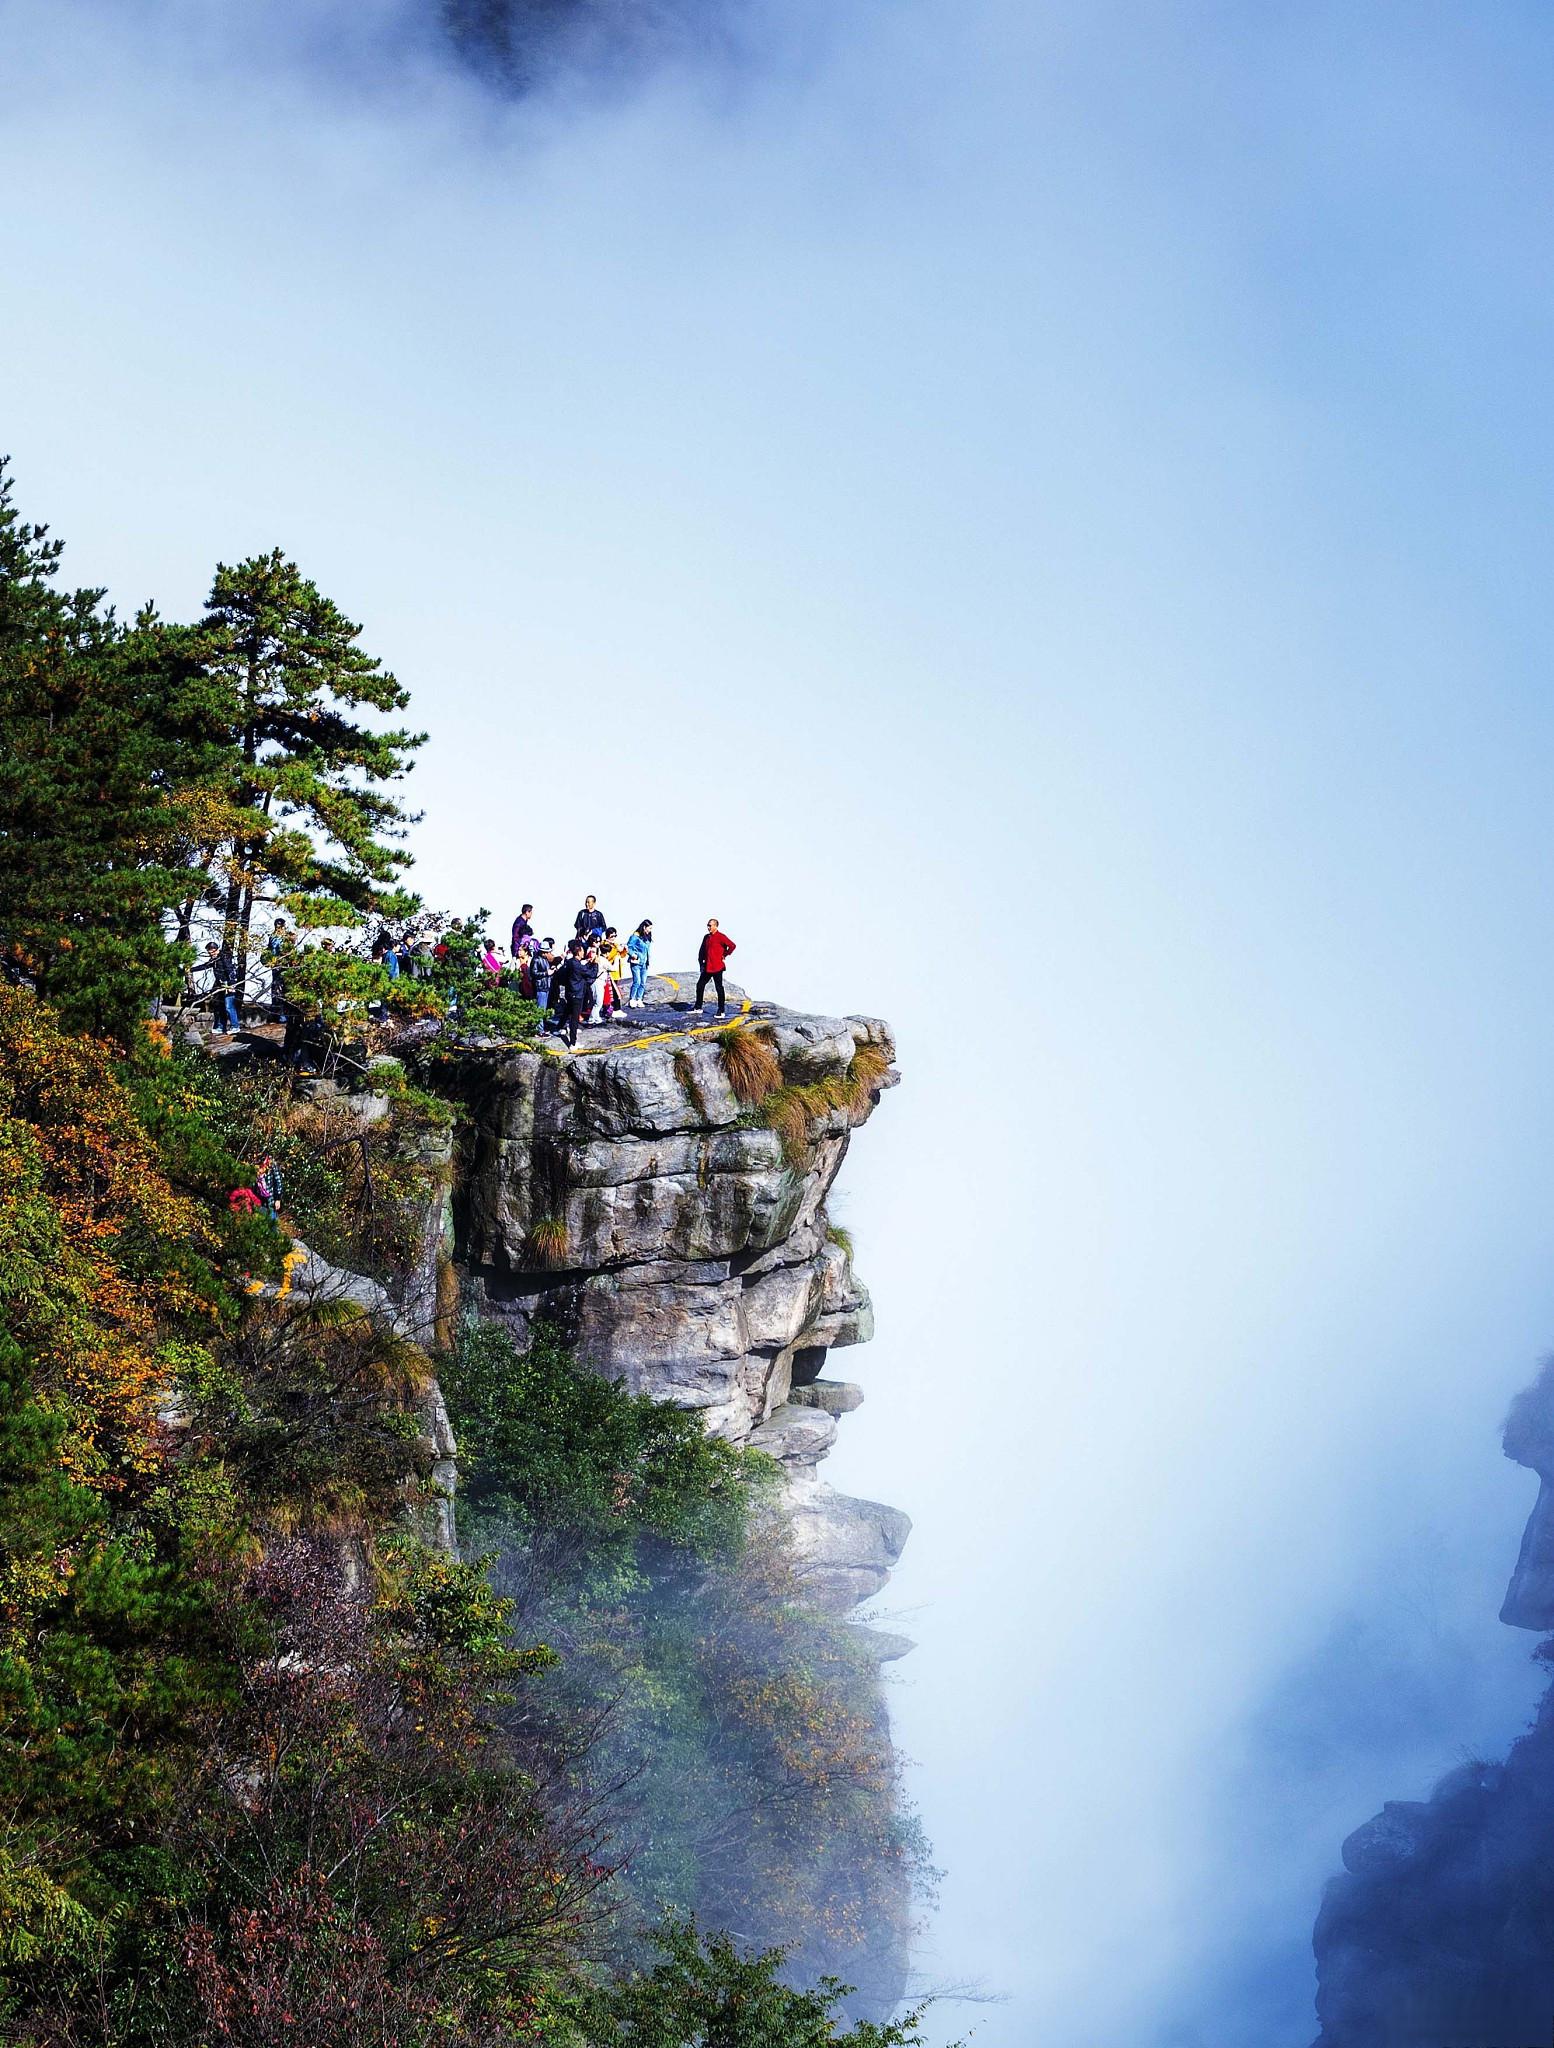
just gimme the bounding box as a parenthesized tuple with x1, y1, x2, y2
(200, 552, 425, 970)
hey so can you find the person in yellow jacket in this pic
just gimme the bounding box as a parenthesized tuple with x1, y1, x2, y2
(599, 927, 627, 1019)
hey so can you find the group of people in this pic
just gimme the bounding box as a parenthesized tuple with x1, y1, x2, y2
(191, 897, 740, 1052)
(503, 898, 739, 1048)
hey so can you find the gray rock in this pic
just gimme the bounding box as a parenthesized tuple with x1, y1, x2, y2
(1341, 1803, 1432, 1875)
(841, 1624, 916, 1663)
(748, 1403, 839, 1467)
(446, 1002, 909, 1607)
(783, 1474, 913, 1615)
(1502, 1359, 1554, 1627)
(291, 1244, 407, 1334)
(413, 1379, 459, 1554)
(789, 1378, 865, 1416)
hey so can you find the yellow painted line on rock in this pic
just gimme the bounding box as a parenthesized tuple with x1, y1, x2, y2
(556, 973, 753, 1058)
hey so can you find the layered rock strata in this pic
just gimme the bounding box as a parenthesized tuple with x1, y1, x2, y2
(446, 1000, 909, 1616)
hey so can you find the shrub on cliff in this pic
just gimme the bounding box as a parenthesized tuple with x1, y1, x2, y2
(562, 1917, 944, 2047)
(421, 911, 543, 1046)
(442, 1318, 932, 2012)
(444, 1318, 768, 1574)
(0, 988, 230, 1488)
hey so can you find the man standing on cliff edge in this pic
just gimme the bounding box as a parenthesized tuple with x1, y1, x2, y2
(695, 919, 736, 1017)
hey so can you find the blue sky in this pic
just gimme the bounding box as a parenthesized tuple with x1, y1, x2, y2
(6, 3, 1554, 2040)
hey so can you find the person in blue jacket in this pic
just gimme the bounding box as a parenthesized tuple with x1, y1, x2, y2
(625, 919, 653, 1011)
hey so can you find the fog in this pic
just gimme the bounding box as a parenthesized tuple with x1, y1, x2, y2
(7, 1, 1554, 2039)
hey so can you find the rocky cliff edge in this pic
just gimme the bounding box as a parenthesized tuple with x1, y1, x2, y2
(442, 999, 910, 1619)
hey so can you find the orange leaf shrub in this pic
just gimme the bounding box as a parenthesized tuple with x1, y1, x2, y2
(0, 986, 218, 1488)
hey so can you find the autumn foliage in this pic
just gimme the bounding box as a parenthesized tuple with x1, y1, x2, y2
(0, 985, 217, 1489)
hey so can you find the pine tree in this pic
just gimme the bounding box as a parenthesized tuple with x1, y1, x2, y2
(0, 462, 236, 1037)
(199, 551, 425, 971)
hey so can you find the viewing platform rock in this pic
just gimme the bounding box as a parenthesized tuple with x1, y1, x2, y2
(551, 967, 756, 1050)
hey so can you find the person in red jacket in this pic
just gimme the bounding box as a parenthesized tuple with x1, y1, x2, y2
(695, 919, 737, 1017)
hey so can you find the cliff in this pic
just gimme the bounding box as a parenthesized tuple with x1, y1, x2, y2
(1310, 1362, 1554, 2044)
(441, 997, 911, 1620)
(238, 994, 920, 2015)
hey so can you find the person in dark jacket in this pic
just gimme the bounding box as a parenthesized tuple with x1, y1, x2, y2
(530, 939, 555, 1023)
(511, 904, 534, 953)
(573, 895, 606, 944)
(265, 919, 293, 1006)
(695, 920, 737, 1017)
(553, 942, 597, 1048)
(205, 940, 241, 1034)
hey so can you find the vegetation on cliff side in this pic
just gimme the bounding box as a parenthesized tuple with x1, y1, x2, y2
(443, 1320, 934, 2008)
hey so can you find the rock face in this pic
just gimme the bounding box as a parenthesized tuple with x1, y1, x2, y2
(447, 1003, 909, 1616)
(1310, 1360, 1554, 2044)
(288, 1241, 460, 1555)
(1500, 1362, 1554, 1628)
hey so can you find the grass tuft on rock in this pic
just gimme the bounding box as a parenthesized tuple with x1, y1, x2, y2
(758, 1047, 892, 1166)
(716, 1024, 783, 1105)
(527, 1215, 570, 1268)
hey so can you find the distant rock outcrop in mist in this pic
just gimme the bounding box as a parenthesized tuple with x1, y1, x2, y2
(1310, 1361, 1554, 2045)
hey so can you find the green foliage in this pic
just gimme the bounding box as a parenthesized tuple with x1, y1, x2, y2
(0, 460, 427, 1039)
(201, 548, 425, 964)
(563, 1917, 942, 2046)
(373, 1532, 555, 1681)
(0, 462, 234, 1036)
(443, 1319, 929, 2007)
(570, 1532, 930, 1995)
(0, 1327, 243, 2022)
(0, 1000, 600, 2045)
(284, 937, 392, 1024)
(425, 911, 543, 1045)
(461, 977, 545, 1043)
(443, 1319, 766, 1573)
